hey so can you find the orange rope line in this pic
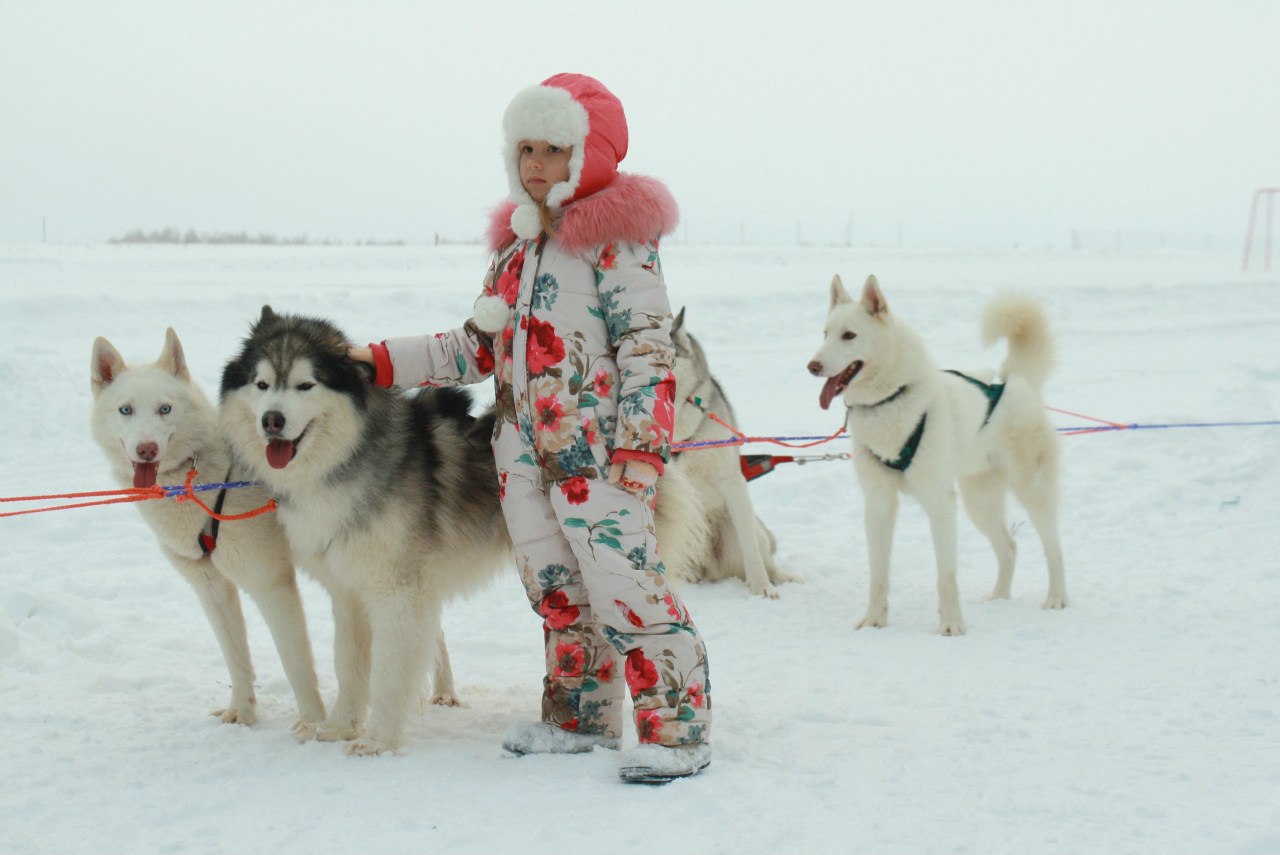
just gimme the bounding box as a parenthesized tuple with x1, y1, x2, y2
(0, 469, 275, 521)
(705, 411, 849, 449)
(173, 468, 277, 521)
(1045, 405, 1129, 429)
(686, 398, 1133, 454)
(0, 492, 161, 518)
(1, 485, 166, 503)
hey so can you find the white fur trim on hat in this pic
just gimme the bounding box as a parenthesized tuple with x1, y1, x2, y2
(502, 84, 589, 215)
(503, 85, 588, 148)
(510, 203, 543, 240)
(472, 295, 510, 335)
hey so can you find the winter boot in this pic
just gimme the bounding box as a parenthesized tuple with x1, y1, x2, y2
(501, 721, 620, 756)
(617, 743, 711, 784)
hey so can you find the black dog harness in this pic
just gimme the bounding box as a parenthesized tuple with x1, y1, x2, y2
(197, 470, 232, 556)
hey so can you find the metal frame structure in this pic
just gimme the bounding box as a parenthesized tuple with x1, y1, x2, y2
(1242, 187, 1279, 271)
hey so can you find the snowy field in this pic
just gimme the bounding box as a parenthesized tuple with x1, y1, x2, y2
(1, 241, 1277, 855)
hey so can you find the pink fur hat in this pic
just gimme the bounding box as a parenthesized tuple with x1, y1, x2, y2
(501, 73, 629, 240)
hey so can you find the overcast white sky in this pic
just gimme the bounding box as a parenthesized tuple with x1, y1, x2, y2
(2, 1, 1277, 248)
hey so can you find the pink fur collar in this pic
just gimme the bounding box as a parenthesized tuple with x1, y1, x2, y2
(486, 173, 678, 253)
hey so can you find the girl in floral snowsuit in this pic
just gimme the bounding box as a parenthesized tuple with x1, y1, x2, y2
(353, 73, 710, 782)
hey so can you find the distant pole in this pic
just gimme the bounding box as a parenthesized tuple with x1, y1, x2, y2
(1264, 193, 1274, 270)
(1269, 192, 1276, 271)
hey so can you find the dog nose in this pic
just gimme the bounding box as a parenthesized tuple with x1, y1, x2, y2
(262, 410, 286, 436)
(807, 360, 824, 376)
(136, 441, 158, 461)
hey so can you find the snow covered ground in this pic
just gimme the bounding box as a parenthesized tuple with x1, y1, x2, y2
(1, 242, 1277, 854)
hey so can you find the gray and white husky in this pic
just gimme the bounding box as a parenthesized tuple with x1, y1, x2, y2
(667, 309, 796, 598)
(90, 329, 326, 731)
(219, 308, 511, 755)
(218, 307, 707, 754)
(807, 275, 1067, 636)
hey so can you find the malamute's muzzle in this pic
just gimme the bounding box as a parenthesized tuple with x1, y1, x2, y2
(261, 409, 305, 469)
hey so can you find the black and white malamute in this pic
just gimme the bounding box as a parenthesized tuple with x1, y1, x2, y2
(220, 307, 511, 754)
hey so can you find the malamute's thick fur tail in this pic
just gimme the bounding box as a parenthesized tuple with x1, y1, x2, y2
(981, 293, 1055, 389)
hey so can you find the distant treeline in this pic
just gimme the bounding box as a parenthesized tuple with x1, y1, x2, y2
(109, 227, 405, 246)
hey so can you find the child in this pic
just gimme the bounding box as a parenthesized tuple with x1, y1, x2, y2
(350, 73, 711, 783)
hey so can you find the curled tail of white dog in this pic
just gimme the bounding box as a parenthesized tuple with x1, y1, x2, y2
(982, 293, 1055, 389)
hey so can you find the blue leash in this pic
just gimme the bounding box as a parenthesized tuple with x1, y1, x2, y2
(157, 480, 262, 498)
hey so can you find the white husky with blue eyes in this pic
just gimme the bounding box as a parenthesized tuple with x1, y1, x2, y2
(89, 328, 326, 730)
(807, 275, 1068, 635)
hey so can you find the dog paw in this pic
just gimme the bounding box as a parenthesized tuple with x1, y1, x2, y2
(315, 720, 362, 742)
(938, 621, 966, 636)
(855, 613, 887, 630)
(430, 693, 462, 707)
(753, 583, 781, 600)
(771, 570, 803, 585)
(1042, 593, 1068, 610)
(211, 705, 256, 726)
(291, 718, 323, 743)
(345, 738, 395, 757)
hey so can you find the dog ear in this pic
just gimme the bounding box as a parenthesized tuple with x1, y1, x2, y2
(157, 327, 191, 381)
(860, 275, 888, 317)
(830, 275, 853, 308)
(90, 337, 125, 395)
(672, 306, 686, 335)
(338, 340, 377, 383)
(250, 305, 280, 336)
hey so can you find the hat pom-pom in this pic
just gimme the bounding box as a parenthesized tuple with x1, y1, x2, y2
(510, 203, 543, 240)
(473, 295, 511, 334)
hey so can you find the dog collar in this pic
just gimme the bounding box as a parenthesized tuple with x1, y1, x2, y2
(680, 385, 719, 439)
(855, 385, 909, 410)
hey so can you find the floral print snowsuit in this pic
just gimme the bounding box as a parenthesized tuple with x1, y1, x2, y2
(379, 198, 711, 746)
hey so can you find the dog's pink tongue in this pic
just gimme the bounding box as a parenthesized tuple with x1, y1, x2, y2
(265, 439, 296, 469)
(132, 462, 159, 489)
(818, 376, 843, 411)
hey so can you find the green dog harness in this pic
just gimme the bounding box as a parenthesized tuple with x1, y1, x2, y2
(944, 370, 1005, 426)
(865, 371, 1005, 472)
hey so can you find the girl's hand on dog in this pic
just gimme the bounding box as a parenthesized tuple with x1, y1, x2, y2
(608, 459, 658, 494)
(347, 345, 374, 365)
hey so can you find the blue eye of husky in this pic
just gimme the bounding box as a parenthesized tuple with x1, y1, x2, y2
(159, 404, 172, 415)
(118, 405, 133, 416)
